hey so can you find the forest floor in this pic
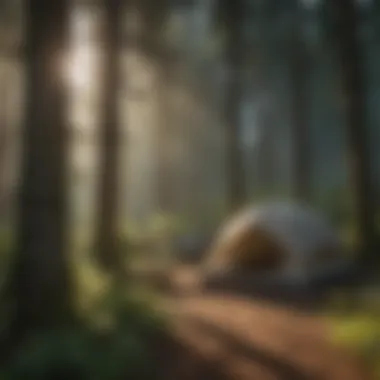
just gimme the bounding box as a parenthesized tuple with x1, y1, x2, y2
(148, 266, 372, 380)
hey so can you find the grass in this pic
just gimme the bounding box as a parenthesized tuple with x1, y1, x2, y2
(0, 294, 167, 379)
(0, 268, 169, 379)
(328, 289, 380, 379)
(0, 233, 169, 380)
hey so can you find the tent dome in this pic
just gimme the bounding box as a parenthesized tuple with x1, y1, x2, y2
(203, 201, 347, 284)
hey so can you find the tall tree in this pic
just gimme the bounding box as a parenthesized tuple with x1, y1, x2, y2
(95, 0, 124, 274)
(217, 0, 246, 212)
(136, 0, 173, 214)
(331, 0, 377, 261)
(9, 0, 72, 336)
(0, 0, 21, 59)
(0, 75, 8, 207)
(256, 108, 276, 194)
(154, 63, 173, 215)
(289, 0, 312, 202)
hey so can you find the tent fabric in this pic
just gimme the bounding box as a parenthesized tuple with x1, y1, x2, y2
(204, 201, 346, 284)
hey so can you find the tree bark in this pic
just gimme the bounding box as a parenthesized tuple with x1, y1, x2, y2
(154, 65, 173, 214)
(256, 110, 276, 194)
(135, 0, 172, 214)
(95, 0, 124, 274)
(332, 0, 377, 261)
(223, 0, 246, 213)
(289, 0, 311, 202)
(9, 0, 72, 336)
(0, 75, 8, 208)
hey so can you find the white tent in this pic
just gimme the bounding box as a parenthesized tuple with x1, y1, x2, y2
(203, 201, 348, 285)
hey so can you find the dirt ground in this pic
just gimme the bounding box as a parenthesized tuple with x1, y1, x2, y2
(151, 266, 372, 380)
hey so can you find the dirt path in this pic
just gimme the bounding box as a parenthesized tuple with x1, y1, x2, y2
(154, 279, 371, 380)
(135, 265, 371, 379)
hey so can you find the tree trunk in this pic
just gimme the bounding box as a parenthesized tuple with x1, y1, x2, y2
(289, 0, 311, 202)
(9, 0, 72, 336)
(95, 0, 124, 274)
(154, 64, 173, 214)
(256, 110, 276, 195)
(136, 0, 172, 215)
(223, 0, 246, 212)
(0, 75, 8, 208)
(332, 0, 377, 261)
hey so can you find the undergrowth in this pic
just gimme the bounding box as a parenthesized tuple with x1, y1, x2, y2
(328, 289, 380, 379)
(0, 252, 169, 380)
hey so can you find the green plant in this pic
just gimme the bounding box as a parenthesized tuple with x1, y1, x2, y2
(328, 289, 380, 379)
(2, 283, 167, 380)
(3, 326, 153, 380)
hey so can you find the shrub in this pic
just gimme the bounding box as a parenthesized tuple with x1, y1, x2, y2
(1, 281, 168, 380)
(4, 326, 153, 380)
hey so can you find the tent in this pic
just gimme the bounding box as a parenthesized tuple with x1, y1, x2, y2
(202, 202, 348, 285)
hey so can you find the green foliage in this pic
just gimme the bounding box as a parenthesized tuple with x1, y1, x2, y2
(4, 327, 152, 380)
(147, 213, 184, 239)
(1, 282, 167, 380)
(328, 289, 380, 379)
(314, 187, 353, 227)
(121, 215, 184, 244)
(0, 243, 168, 380)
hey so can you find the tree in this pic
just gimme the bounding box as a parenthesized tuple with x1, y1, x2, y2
(0, 0, 22, 59)
(9, 0, 72, 337)
(0, 74, 8, 207)
(217, 0, 246, 212)
(331, 0, 377, 261)
(95, 0, 124, 274)
(289, 0, 312, 202)
(135, 0, 174, 214)
(256, 107, 276, 194)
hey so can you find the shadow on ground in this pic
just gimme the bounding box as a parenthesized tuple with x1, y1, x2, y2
(145, 266, 371, 380)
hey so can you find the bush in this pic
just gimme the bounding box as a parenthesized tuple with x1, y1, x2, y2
(3, 327, 152, 380)
(1, 283, 168, 380)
